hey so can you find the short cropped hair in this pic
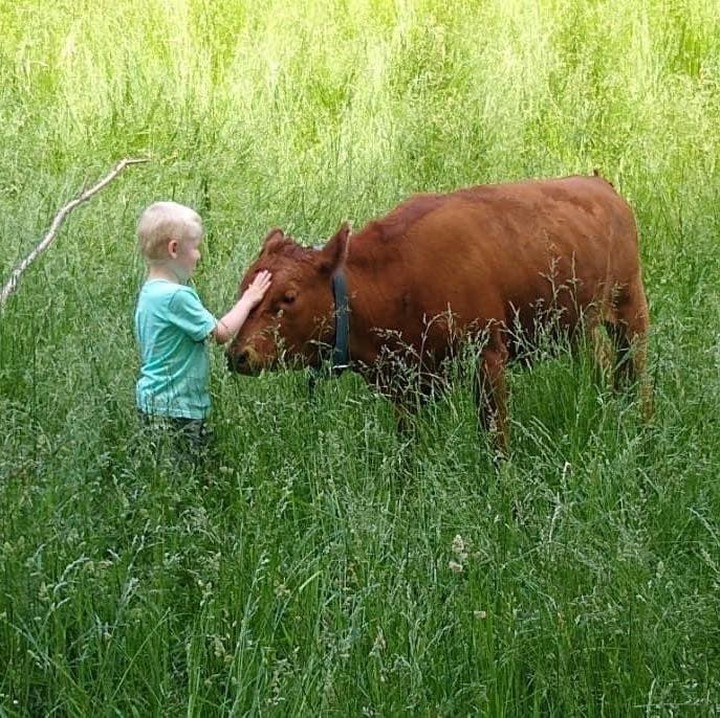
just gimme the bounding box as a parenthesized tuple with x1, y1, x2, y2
(137, 201, 203, 262)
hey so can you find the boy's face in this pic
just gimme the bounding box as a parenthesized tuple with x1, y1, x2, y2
(170, 233, 202, 282)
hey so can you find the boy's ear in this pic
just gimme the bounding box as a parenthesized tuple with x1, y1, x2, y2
(168, 239, 179, 257)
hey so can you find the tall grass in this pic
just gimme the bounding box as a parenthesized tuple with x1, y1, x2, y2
(1, 0, 719, 714)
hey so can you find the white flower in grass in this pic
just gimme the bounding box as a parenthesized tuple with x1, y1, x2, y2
(449, 533, 470, 573)
(452, 534, 468, 562)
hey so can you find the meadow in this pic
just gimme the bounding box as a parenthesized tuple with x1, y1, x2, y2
(1, 0, 719, 714)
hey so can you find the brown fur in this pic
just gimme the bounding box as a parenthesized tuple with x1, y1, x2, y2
(228, 175, 651, 452)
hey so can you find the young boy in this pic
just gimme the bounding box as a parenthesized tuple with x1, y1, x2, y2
(134, 201, 271, 458)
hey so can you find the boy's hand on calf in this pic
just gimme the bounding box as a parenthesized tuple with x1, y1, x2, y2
(243, 270, 272, 307)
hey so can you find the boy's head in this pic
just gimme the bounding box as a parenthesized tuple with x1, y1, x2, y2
(137, 201, 203, 263)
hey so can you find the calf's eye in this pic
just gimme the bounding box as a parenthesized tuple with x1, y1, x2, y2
(282, 292, 297, 305)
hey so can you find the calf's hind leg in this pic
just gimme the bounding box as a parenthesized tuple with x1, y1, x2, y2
(605, 280, 652, 418)
(474, 333, 510, 454)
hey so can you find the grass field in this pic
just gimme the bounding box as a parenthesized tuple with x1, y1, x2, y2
(1, 0, 720, 714)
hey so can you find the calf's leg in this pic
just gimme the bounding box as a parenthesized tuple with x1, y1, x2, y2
(606, 279, 652, 418)
(474, 336, 510, 454)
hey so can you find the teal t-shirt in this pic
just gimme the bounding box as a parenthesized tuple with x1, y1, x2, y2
(134, 279, 217, 419)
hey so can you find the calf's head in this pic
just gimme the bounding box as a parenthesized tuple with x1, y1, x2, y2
(226, 224, 350, 374)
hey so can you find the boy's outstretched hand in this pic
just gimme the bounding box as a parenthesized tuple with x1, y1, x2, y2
(214, 270, 273, 344)
(243, 270, 272, 307)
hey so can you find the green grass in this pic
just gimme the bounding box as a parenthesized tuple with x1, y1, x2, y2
(2, 0, 720, 714)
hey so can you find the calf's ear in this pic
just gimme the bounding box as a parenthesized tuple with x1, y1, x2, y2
(261, 228, 286, 255)
(319, 222, 350, 274)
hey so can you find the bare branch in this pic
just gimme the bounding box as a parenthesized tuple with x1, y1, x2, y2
(1, 157, 150, 310)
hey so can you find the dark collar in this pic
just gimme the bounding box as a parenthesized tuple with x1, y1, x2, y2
(331, 271, 350, 373)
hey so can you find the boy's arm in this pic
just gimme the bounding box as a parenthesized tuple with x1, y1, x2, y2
(212, 270, 272, 344)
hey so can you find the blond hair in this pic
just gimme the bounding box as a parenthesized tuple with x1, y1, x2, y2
(137, 201, 203, 262)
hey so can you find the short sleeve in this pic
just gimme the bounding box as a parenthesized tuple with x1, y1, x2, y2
(167, 287, 217, 342)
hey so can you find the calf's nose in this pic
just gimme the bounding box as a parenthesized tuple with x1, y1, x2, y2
(226, 349, 248, 373)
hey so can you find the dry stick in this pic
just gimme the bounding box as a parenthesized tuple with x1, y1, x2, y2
(0, 157, 150, 311)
